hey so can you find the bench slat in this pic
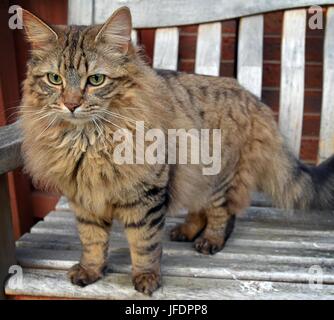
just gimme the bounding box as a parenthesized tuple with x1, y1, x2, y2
(92, 0, 334, 28)
(195, 23, 222, 76)
(68, 0, 94, 24)
(279, 9, 307, 156)
(237, 15, 264, 98)
(131, 29, 138, 45)
(319, 7, 334, 163)
(153, 27, 179, 71)
(14, 247, 334, 284)
(7, 268, 333, 300)
(18, 230, 334, 252)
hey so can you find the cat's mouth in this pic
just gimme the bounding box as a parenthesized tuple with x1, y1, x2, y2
(60, 110, 92, 125)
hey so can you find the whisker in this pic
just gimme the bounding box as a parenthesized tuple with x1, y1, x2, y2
(95, 114, 124, 131)
(36, 116, 58, 139)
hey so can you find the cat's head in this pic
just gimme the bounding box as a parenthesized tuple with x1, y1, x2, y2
(21, 6, 139, 126)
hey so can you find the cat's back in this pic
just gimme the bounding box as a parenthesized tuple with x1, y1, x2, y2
(155, 69, 261, 129)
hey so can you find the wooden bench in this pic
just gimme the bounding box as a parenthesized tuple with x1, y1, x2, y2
(1, 0, 334, 299)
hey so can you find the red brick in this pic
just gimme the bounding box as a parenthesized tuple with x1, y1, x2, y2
(179, 60, 195, 73)
(305, 64, 323, 89)
(304, 90, 322, 113)
(179, 35, 197, 60)
(262, 88, 279, 111)
(221, 36, 236, 61)
(264, 36, 281, 61)
(300, 138, 318, 162)
(220, 62, 235, 78)
(306, 37, 324, 62)
(180, 25, 198, 34)
(302, 114, 321, 137)
(222, 20, 237, 33)
(139, 29, 155, 65)
(264, 11, 283, 35)
(263, 63, 281, 87)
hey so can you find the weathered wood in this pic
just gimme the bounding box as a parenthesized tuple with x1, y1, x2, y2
(13, 246, 334, 283)
(153, 28, 179, 71)
(68, 0, 94, 25)
(237, 15, 264, 97)
(131, 29, 138, 45)
(279, 9, 306, 156)
(0, 122, 22, 175)
(195, 23, 221, 76)
(6, 268, 334, 300)
(319, 7, 334, 163)
(0, 174, 16, 299)
(17, 229, 334, 251)
(93, 0, 333, 28)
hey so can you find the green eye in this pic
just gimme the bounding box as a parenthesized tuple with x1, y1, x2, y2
(47, 73, 63, 85)
(88, 74, 105, 86)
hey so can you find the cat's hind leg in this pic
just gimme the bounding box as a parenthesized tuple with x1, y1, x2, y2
(170, 210, 207, 242)
(194, 207, 235, 254)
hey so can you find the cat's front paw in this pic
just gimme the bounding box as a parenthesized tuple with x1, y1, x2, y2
(133, 272, 161, 296)
(68, 263, 103, 287)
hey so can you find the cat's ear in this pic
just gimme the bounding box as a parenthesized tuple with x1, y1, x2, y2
(21, 9, 58, 48)
(95, 6, 132, 54)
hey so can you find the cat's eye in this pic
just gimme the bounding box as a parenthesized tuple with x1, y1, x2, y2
(47, 73, 63, 85)
(88, 74, 105, 86)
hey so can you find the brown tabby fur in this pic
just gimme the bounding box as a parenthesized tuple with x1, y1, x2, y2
(19, 7, 334, 295)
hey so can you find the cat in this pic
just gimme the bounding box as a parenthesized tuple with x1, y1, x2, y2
(19, 7, 334, 295)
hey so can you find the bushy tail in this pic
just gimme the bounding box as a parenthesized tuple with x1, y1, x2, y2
(258, 141, 334, 210)
(252, 109, 334, 210)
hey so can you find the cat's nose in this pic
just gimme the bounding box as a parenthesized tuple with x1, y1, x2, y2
(64, 103, 80, 112)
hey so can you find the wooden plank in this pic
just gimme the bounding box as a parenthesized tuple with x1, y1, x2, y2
(17, 229, 334, 251)
(30, 216, 334, 239)
(13, 247, 334, 284)
(131, 29, 138, 46)
(237, 15, 264, 97)
(55, 194, 273, 211)
(153, 28, 179, 71)
(0, 174, 16, 299)
(0, 122, 23, 175)
(93, 0, 333, 28)
(47, 205, 334, 228)
(195, 23, 221, 76)
(5, 268, 334, 300)
(279, 9, 306, 156)
(319, 7, 334, 163)
(68, 0, 94, 25)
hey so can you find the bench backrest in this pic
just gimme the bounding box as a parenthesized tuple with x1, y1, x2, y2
(68, 0, 334, 163)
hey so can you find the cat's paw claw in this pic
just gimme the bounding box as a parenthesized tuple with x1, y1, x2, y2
(68, 263, 103, 287)
(133, 272, 161, 296)
(194, 237, 224, 255)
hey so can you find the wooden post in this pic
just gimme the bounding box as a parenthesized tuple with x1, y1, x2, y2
(0, 174, 16, 299)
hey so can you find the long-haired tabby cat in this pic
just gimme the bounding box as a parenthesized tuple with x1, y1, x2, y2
(20, 7, 334, 295)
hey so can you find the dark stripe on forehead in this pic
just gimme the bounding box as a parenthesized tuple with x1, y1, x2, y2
(68, 27, 80, 68)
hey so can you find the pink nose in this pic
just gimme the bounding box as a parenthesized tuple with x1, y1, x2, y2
(64, 103, 80, 112)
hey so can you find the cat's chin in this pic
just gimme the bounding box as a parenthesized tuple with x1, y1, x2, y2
(61, 114, 91, 126)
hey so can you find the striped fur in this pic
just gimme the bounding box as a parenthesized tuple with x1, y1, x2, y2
(20, 7, 334, 295)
